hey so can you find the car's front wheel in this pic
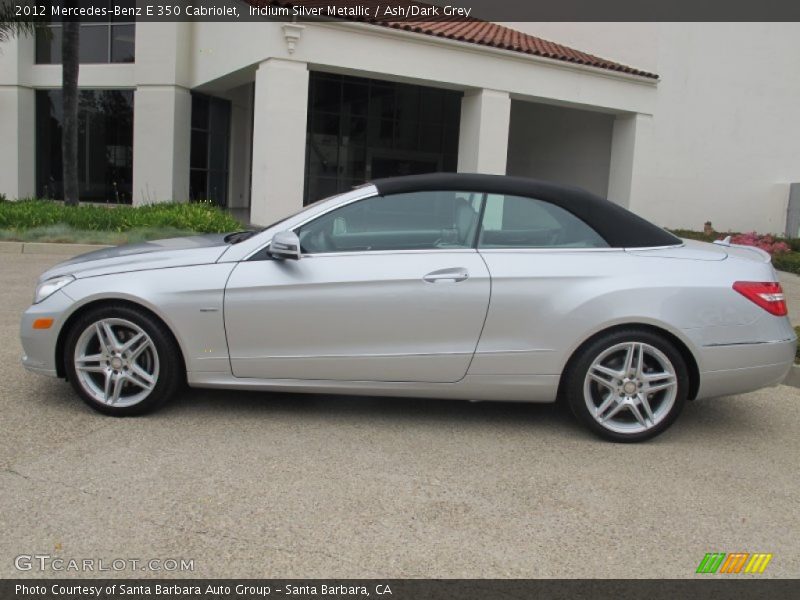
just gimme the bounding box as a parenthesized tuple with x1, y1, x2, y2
(564, 329, 689, 442)
(64, 305, 182, 416)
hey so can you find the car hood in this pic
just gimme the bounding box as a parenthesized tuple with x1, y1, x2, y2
(39, 234, 232, 281)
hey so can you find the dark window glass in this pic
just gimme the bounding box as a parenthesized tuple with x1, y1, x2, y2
(36, 89, 134, 203)
(35, 3, 135, 65)
(297, 191, 484, 253)
(191, 95, 209, 129)
(190, 132, 209, 170)
(79, 25, 110, 63)
(479, 194, 609, 249)
(190, 93, 231, 206)
(305, 73, 462, 205)
(111, 24, 136, 63)
(35, 25, 62, 63)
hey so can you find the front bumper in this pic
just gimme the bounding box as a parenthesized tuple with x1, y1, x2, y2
(695, 337, 797, 399)
(20, 289, 75, 378)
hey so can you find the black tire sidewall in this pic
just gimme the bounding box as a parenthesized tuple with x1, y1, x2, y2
(565, 329, 689, 443)
(64, 305, 180, 416)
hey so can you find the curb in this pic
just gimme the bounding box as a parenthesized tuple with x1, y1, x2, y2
(0, 241, 111, 255)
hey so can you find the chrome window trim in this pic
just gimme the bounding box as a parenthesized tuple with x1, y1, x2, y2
(298, 248, 480, 259)
(252, 188, 486, 259)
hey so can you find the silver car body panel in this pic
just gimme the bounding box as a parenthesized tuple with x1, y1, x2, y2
(20, 182, 796, 405)
(224, 250, 490, 382)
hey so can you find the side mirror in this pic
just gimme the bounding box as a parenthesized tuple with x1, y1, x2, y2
(269, 230, 301, 260)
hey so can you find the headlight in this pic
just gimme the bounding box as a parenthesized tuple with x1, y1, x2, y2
(34, 275, 75, 304)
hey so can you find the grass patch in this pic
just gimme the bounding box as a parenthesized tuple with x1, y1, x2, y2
(0, 224, 205, 245)
(0, 199, 241, 233)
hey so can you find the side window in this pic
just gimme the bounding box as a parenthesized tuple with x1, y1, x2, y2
(479, 194, 608, 249)
(297, 191, 484, 253)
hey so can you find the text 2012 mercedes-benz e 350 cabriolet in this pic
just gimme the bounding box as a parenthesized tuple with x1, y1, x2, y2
(21, 174, 796, 441)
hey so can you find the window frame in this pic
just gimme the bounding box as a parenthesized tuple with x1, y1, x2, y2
(292, 190, 487, 257)
(476, 193, 614, 252)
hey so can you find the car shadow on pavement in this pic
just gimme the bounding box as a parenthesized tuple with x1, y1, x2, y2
(159, 385, 587, 434)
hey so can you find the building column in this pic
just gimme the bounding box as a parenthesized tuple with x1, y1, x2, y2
(457, 89, 511, 175)
(0, 86, 35, 199)
(250, 59, 309, 227)
(131, 85, 191, 204)
(607, 112, 652, 209)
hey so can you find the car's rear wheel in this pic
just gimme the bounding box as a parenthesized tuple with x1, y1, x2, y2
(64, 305, 181, 416)
(564, 329, 689, 442)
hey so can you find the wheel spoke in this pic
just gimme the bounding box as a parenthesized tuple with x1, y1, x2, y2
(594, 393, 618, 418)
(589, 371, 617, 390)
(600, 400, 626, 422)
(95, 323, 112, 354)
(639, 393, 655, 423)
(645, 378, 677, 395)
(101, 321, 121, 351)
(622, 343, 637, 376)
(129, 338, 152, 361)
(628, 402, 647, 427)
(591, 363, 623, 381)
(120, 332, 144, 353)
(127, 365, 155, 391)
(76, 353, 104, 372)
(102, 370, 113, 401)
(109, 374, 124, 404)
(635, 343, 645, 378)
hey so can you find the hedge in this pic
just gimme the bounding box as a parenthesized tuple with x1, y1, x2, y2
(0, 200, 241, 233)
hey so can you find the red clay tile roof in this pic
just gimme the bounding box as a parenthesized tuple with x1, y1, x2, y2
(252, 1, 658, 79)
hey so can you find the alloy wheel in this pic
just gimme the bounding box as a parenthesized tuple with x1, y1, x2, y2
(583, 341, 678, 435)
(73, 318, 160, 408)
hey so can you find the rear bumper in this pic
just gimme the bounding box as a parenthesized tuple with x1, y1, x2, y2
(695, 337, 796, 399)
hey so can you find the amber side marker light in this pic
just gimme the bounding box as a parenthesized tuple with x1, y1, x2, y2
(32, 318, 54, 330)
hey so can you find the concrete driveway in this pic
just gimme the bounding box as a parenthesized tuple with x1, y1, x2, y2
(1, 249, 798, 579)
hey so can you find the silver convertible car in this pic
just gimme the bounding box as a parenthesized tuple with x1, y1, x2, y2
(21, 174, 796, 441)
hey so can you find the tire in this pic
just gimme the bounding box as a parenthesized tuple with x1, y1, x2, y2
(64, 304, 182, 416)
(564, 328, 689, 442)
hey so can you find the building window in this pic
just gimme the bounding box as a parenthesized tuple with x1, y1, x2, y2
(190, 93, 231, 206)
(36, 89, 134, 203)
(35, 1, 135, 64)
(304, 73, 462, 205)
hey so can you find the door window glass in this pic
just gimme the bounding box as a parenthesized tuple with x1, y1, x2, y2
(297, 191, 483, 253)
(479, 194, 608, 248)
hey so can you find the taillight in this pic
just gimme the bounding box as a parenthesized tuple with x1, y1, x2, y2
(733, 281, 788, 316)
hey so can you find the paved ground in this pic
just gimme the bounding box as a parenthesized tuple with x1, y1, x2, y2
(1, 251, 799, 579)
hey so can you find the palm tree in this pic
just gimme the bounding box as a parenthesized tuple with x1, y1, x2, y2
(61, 19, 80, 206)
(2, 2, 79, 206)
(0, 1, 36, 43)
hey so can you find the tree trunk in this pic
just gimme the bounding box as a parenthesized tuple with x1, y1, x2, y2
(61, 19, 80, 206)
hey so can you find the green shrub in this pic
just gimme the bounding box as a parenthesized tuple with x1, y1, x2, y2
(0, 200, 241, 233)
(773, 253, 800, 276)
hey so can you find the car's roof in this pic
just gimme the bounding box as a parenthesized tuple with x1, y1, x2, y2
(370, 173, 679, 248)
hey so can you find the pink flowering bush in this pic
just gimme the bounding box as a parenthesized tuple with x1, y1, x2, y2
(728, 232, 791, 256)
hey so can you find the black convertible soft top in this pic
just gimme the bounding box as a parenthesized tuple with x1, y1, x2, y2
(371, 173, 679, 249)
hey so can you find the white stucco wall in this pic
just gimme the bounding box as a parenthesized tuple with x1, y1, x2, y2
(511, 22, 800, 234)
(506, 101, 614, 198)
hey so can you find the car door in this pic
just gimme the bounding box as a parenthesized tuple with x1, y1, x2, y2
(224, 190, 490, 383)
(472, 193, 622, 377)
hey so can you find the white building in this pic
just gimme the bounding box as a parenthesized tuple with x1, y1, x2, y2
(1, 7, 798, 234)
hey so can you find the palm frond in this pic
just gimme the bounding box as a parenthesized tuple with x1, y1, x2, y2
(0, 1, 41, 43)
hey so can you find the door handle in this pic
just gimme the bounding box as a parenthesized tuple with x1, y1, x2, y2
(423, 267, 469, 283)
